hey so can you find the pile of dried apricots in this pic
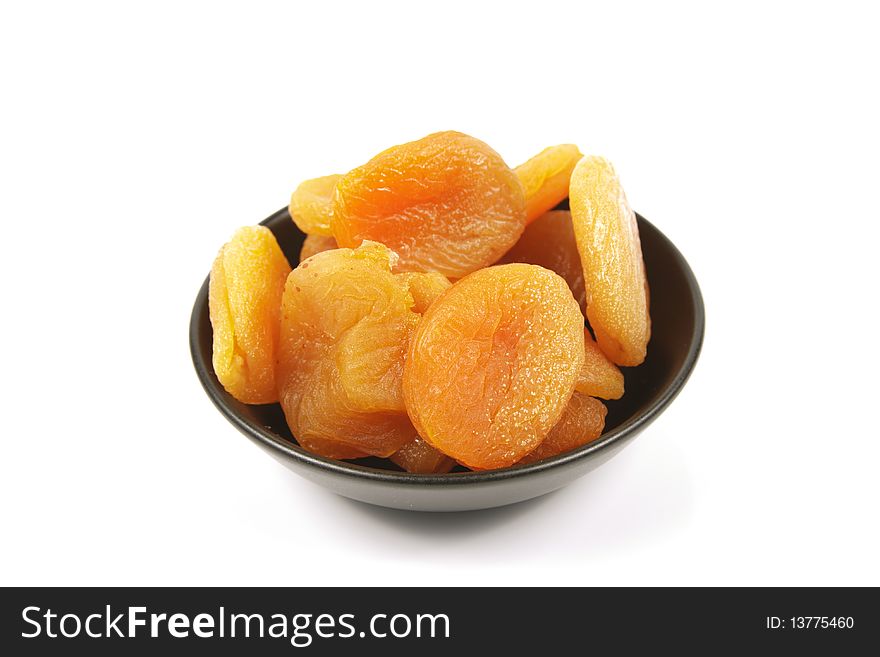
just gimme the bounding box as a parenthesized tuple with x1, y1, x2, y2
(208, 131, 650, 473)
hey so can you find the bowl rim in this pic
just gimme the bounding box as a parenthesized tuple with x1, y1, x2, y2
(189, 207, 704, 487)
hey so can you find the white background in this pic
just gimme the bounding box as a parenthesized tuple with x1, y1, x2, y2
(1, 1, 878, 586)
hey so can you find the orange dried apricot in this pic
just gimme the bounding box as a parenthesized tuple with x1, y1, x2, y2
(570, 156, 651, 366)
(499, 209, 586, 313)
(300, 434, 369, 461)
(394, 271, 451, 314)
(515, 144, 582, 224)
(576, 329, 625, 400)
(403, 263, 585, 470)
(288, 356, 418, 458)
(209, 226, 291, 404)
(517, 393, 606, 465)
(332, 131, 526, 279)
(277, 242, 419, 457)
(390, 436, 455, 474)
(289, 174, 341, 236)
(387, 271, 453, 472)
(299, 234, 337, 262)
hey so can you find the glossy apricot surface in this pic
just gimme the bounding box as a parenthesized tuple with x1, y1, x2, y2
(576, 329, 625, 400)
(403, 263, 585, 470)
(515, 144, 582, 224)
(500, 209, 586, 313)
(332, 131, 526, 278)
(570, 155, 650, 365)
(299, 233, 337, 262)
(517, 393, 607, 465)
(289, 174, 341, 236)
(390, 436, 456, 474)
(209, 226, 290, 404)
(277, 242, 418, 457)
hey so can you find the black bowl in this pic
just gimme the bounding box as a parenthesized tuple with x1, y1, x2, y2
(190, 206, 704, 511)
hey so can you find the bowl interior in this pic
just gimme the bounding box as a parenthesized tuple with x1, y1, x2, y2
(191, 205, 702, 475)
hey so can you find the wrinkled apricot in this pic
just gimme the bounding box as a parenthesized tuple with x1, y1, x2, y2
(570, 156, 651, 366)
(517, 393, 606, 465)
(289, 174, 342, 236)
(288, 356, 418, 458)
(387, 271, 453, 472)
(515, 144, 582, 224)
(394, 271, 452, 314)
(332, 131, 526, 279)
(576, 329, 625, 400)
(277, 242, 419, 457)
(403, 263, 585, 470)
(390, 436, 455, 474)
(299, 234, 337, 263)
(499, 210, 586, 313)
(209, 226, 291, 404)
(301, 434, 369, 461)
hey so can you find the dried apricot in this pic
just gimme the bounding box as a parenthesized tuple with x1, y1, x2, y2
(289, 356, 418, 458)
(299, 234, 337, 263)
(332, 131, 526, 279)
(395, 271, 451, 314)
(499, 209, 586, 313)
(570, 156, 650, 366)
(576, 329, 625, 400)
(515, 144, 582, 224)
(289, 174, 341, 236)
(387, 271, 453, 472)
(277, 242, 419, 457)
(403, 263, 585, 470)
(209, 226, 291, 404)
(517, 393, 606, 465)
(300, 434, 369, 461)
(390, 436, 455, 474)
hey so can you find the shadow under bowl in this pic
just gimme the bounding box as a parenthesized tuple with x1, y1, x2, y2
(190, 206, 704, 511)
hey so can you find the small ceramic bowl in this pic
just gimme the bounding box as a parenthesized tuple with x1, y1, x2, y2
(190, 205, 704, 511)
